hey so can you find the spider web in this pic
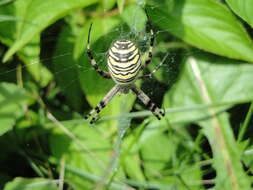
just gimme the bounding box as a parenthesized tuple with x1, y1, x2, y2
(0, 1, 207, 133)
(0, 2, 207, 189)
(0, 2, 201, 107)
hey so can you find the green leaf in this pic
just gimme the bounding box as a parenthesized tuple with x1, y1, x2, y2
(164, 54, 253, 190)
(0, 3, 52, 87)
(121, 152, 145, 181)
(52, 24, 84, 111)
(148, 0, 253, 62)
(0, 4, 17, 46)
(201, 113, 251, 190)
(49, 122, 112, 189)
(102, 0, 117, 11)
(242, 145, 253, 174)
(140, 129, 175, 174)
(225, 0, 253, 29)
(3, 0, 99, 62)
(0, 0, 14, 6)
(18, 35, 53, 87)
(164, 54, 253, 122)
(121, 4, 146, 32)
(121, 125, 146, 182)
(3, 177, 58, 190)
(139, 120, 203, 190)
(0, 82, 30, 136)
(0, 15, 17, 22)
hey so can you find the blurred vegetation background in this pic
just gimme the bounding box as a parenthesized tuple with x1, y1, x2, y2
(0, 0, 253, 189)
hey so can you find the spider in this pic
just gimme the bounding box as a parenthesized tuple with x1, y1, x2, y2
(85, 10, 168, 124)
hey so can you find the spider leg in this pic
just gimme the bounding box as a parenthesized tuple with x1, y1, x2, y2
(87, 23, 111, 79)
(131, 85, 165, 120)
(142, 9, 155, 68)
(138, 52, 170, 80)
(85, 85, 120, 124)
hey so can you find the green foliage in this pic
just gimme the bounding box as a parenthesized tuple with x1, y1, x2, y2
(225, 0, 253, 28)
(148, 0, 253, 62)
(0, 0, 253, 190)
(0, 82, 30, 135)
(4, 177, 58, 190)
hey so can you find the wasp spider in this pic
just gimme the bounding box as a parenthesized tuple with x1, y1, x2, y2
(85, 10, 168, 124)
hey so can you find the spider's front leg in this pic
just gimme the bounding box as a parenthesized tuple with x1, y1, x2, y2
(87, 23, 111, 79)
(138, 52, 170, 80)
(142, 8, 155, 69)
(138, 9, 168, 80)
(85, 85, 120, 124)
(131, 85, 165, 120)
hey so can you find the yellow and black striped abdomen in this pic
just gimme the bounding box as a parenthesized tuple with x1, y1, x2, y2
(107, 40, 141, 84)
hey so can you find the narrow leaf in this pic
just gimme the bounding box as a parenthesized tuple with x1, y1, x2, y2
(164, 54, 253, 189)
(3, 177, 58, 190)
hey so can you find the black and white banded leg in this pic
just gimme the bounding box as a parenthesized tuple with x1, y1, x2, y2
(143, 9, 155, 68)
(85, 85, 120, 124)
(138, 52, 170, 80)
(131, 85, 165, 120)
(87, 23, 111, 79)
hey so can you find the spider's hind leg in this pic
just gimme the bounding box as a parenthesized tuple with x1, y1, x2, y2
(131, 85, 165, 120)
(85, 85, 120, 124)
(84, 108, 100, 124)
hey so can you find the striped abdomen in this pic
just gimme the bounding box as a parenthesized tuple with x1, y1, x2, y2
(107, 40, 141, 84)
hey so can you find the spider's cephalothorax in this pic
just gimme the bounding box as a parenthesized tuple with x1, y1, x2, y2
(85, 10, 168, 124)
(108, 40, 141, 84)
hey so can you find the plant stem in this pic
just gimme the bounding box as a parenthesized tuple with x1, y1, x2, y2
(238, 101, 253, 142)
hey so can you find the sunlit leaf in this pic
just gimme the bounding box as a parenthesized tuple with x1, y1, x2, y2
(102, 0, 117, 11)
(202, 112, 250, 190)
(0, 3, 52, 86)
(226, 0, 253, 29)
(3, 177, 58, 190)
(0, 83, 30, 136)
(3, 0, 99, 62)
(49, 122, 112, 189)
(148, 0, 253, 62)
(121, 4, 146, 32)
(164, 54, 253, 189)
(164, 54, 253, 122)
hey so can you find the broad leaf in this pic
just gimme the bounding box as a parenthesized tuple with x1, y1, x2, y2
(138, 120, 203, 190)
(50, 122, 123, 189)
(102, 0, 117, 11)
(0, 3, 52, 86)
(3, 0, 99, 62)
(121, 4, 146, 32)
(164, 54, 253, 122)
(0, 83, 30, 136)
(148, 0, 253, 62)
(226, 0, 253, 29)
